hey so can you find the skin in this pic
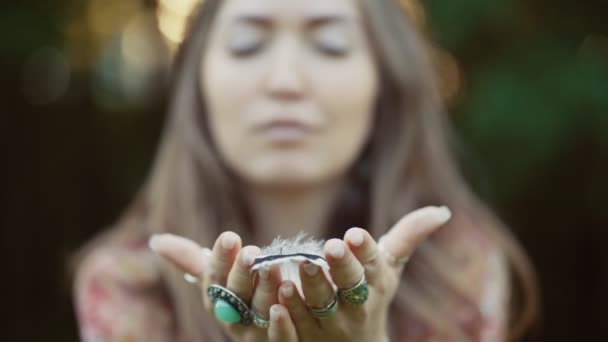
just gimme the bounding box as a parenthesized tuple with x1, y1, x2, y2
(202, 0, 379, 242)
(149, 0, 453, 341)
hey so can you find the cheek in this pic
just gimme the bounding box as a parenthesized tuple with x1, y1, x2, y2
(311, 56, 378, 162)
(202, 53, 255, 159)
(203, 52, 248, 121)
(203, 53, 286, 183)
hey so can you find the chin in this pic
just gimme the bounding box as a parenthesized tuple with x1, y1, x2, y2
(244, 164, 333, 188)
(231, 154, 344, 188)
(255, 170, 322, 188)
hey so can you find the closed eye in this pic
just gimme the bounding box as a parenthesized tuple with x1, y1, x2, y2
(310, 23, 352, 58)
(226, 21, 268, 58)
(230, 41, 265, 57)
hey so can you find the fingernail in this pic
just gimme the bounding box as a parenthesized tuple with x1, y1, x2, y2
(148, 235, 161, 251)
(329, 241, 345, 258)
(242, 249, 256, 266)
(259, 266, 270, 280)
(303, 262, 319, 276)
(201, 248, 212, 269)
(349, 230, 364, 247)
(184, 273, 199, 283)
(437, 206, 452, 222)
(281, 285, 294, 298)
(222, 233, 237, 250)
(270, 306, 281, 322)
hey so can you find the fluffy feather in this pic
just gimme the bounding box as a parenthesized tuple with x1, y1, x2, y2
(252, 232, 330, 294)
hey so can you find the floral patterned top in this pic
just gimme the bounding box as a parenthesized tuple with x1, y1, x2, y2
(74, 227, 509, 342)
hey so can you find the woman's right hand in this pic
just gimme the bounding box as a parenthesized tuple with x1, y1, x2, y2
(149, 232, 296, 342)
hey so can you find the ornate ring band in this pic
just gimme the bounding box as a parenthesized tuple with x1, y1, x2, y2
(207, 284, 253, 325)
(252, 314, 270, 328)
(310, 293, 339, 319)
(338, 275, 369, 305)
(384, 252, 410, 266)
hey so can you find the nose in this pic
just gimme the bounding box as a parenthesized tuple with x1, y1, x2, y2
(265, 38, 305, 101)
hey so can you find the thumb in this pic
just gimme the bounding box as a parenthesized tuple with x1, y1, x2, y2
(149, 234, 210, 276)
(379, 206, 452, 266)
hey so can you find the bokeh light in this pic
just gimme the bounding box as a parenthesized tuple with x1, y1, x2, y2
(87, 0, 139, 38)
(399, 0, 426, 29)
(433, 47, 464, 107)
(121, 12, 169, 72)
(157, 0, 201, 51)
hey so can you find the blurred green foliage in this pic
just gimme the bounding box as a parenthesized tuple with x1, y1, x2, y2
(425, 0, 608, 206)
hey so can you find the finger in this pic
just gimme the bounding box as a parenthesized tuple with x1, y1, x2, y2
(251, 264, 282, 320)
(225, 245, 260, 302)
(299, 261, 335, 311)
(344, 228, 383, 285)
(148, 234, 210, 276)
(199, 248, 215, 312)
(278, 281, 318, 335)
(209, 231, 241, 286)
(268, 305, 298, 342)
(379, 206, 451, 266)
(324, 239, 365, 291)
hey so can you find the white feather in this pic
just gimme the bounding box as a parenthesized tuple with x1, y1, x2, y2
(252, 232, 330, 295)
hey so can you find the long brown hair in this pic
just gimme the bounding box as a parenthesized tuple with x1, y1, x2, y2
(95, 0, 538, 340)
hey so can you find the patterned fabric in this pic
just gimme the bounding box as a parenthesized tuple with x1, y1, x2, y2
(74, 232, 509, 341)
(74, 240, 175, 342)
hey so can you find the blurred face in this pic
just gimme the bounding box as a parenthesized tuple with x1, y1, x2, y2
(202, 0, 378, 187)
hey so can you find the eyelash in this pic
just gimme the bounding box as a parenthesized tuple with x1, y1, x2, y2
(230, 42, 265, 58)
(229, 41, 349, 59)
(316, 43, 349, 58)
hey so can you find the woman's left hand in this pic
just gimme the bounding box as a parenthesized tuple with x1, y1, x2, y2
(149, 206, 451, 342)
(266, 206, 452, 342)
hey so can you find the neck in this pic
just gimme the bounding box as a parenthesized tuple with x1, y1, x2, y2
(244, 180, 344, 245)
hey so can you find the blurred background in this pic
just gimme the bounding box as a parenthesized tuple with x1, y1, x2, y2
(1, 0, 606, 340)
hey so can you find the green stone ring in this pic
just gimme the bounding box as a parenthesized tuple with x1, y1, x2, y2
(338, 275, 369, 305)
(207, 284, 253, 325)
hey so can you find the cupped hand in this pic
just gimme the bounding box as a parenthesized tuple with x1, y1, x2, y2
(148, 206, 451, 342)
(149, 231, 285, 342)
(269, 205, 451, 342)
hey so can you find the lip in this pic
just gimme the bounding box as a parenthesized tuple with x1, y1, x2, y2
(257, 119, 316, 144)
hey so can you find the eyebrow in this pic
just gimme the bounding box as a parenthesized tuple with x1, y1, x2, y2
(308, 15, 349, 28)
(233, 14, 352, 28)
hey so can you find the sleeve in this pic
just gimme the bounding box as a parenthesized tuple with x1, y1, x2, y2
(74, 246, 175, 342)
(478, 249, 510, 342)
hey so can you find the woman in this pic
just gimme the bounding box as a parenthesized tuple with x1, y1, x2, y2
(74, 0, 539, 340)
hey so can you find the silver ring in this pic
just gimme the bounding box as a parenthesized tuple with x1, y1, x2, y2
(384, 252, 410, 266)
(207, 284, 254, 326)
(338, 275, 369, 305)
(252, 314, 270, 328)
(310, 293, 338, 319)
(378, 237, 410, 267)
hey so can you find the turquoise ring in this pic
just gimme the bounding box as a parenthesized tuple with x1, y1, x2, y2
(207, 285, 253, 325)
(338, 275, 369, 305)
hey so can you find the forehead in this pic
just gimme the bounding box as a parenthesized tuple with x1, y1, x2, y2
(217, 0, 361, 21)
